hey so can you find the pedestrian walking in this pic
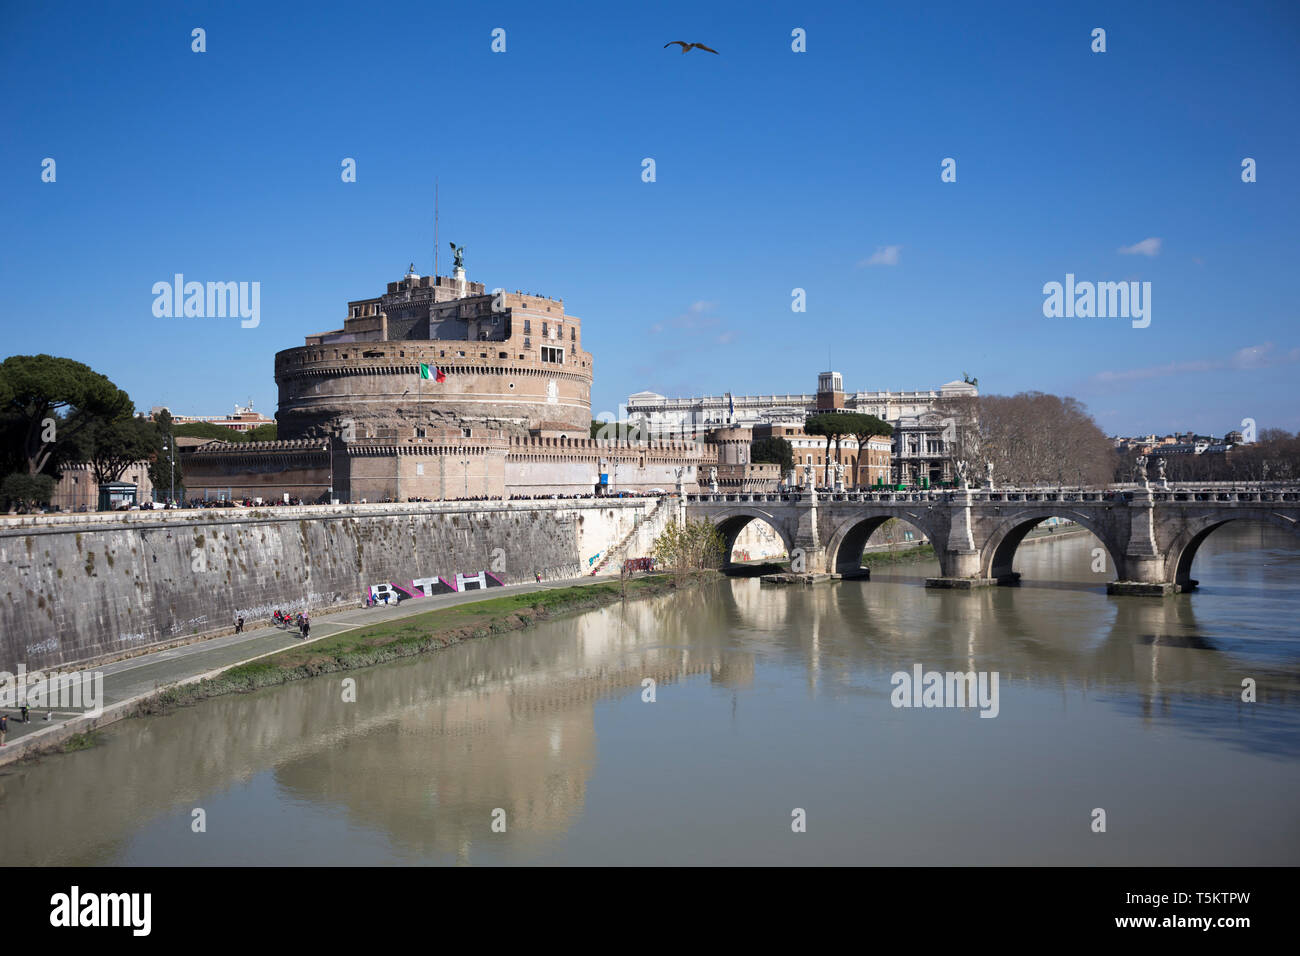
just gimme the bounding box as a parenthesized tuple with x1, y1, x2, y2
(1, 713, 7, 747)
(235, 616, 244, 634)
(302, 618, 311, 638)
(20, 703, 29, 723)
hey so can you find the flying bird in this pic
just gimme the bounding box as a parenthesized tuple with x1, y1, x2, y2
(664, 41, 719, 54)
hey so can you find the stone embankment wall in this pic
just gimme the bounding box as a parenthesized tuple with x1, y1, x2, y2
(0, 498, 658, 672)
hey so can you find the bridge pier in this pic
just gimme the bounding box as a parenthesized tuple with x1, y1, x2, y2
(1108, 487, 1180, 595)
(794, 492, 827, 575)
(926, 489, 995, 588)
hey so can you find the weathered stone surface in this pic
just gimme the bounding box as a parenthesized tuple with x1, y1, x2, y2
(0, 499, 658, 671)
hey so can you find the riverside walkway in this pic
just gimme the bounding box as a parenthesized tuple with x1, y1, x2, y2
(0, 571, 617, 760)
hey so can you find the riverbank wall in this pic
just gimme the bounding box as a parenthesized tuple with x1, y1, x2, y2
(0, 498, 665, 672)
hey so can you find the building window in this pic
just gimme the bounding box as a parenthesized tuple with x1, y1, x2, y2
(542, 322, 549, 338)
(415, 427, 426, 438)
(524, 319, 531, 333)
(541, 346, 563, 363)
(570, 326, 575, 341)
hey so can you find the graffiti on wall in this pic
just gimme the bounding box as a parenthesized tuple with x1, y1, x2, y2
(366, 570, 506, 605)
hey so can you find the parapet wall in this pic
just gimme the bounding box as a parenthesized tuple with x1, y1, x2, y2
(0, 499, 660, 672)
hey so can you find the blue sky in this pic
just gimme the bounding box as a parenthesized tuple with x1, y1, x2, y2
(3, 0, 1297, 436)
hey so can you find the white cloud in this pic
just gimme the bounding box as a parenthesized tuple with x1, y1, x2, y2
(1118, 237, 1162, 257)
(650, 300, 735, 345)
(859, 245, 901, 267)
(1093, 342, 1299, 383)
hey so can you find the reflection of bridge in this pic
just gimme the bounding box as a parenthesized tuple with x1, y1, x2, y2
(684, 484, 1300, 594)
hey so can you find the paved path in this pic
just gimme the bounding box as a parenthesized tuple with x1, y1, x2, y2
(0, 572, 617, 747)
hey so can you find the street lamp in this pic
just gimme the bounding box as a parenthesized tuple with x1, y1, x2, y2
(162, 439, 175, 506)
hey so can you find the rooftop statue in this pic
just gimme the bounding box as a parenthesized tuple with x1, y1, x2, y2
(449, 243, 465, 272)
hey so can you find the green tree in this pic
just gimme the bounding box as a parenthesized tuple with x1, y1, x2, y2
(84, 415, 158, 485)
(174, 421, 248, 441)
(751, 436, 794, 475)
(246, 423, 277, 442)
(843, 412, 893, 488)
(804, 413, 849, 487)
(0, 354, 131, 476)
(1, 473, 56, 512)
(149, 409, 183, 502)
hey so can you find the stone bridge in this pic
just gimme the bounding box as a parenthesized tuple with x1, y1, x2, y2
(683, 483, 1300, 594)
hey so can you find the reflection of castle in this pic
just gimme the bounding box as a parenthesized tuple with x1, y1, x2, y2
(184, 265, 712, 502)
(269, 596, 734, 861)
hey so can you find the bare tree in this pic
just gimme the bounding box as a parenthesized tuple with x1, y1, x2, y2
(964, 392, 1113, 487)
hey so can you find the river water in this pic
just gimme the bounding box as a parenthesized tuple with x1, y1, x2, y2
(2, 523, 1297, 865)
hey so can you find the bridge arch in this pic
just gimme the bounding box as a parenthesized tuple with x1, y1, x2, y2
(704, 507, 797, 567)
(981, 508, 1123, 584)
(825, 511, 947, 577)
(1164, 510, 1300, 590)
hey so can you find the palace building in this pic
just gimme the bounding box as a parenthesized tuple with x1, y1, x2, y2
(629, 371, 978, 488)
(183, 264, 711, 501)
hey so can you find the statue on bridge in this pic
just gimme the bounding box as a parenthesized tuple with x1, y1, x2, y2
(955, 459, 970, 490)
(832, 459, 845, 491)
(985, 460, 994, 490)
(803, 463, 816, 492)
(708, 466, 718, 494)
(1135, 456, 1149, 487)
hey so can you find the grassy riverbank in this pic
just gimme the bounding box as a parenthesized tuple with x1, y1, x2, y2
(860, 544, 936, 566)
(137, 572, 708, 714)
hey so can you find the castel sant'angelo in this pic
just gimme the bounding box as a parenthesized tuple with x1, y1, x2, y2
(184, 257, 712, 501)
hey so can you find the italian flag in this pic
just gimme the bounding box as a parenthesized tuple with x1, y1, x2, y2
(420, 363, 445, 383)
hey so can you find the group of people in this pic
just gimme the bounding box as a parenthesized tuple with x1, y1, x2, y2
(0, 705, 38, 747)
(272, 610, 311, 637)
(188, 496, 310, 509)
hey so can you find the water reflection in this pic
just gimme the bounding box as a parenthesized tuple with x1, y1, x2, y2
(0, 523, 1296, 865)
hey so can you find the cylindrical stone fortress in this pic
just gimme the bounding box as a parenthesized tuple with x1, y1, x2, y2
(275, 269, 593, 440)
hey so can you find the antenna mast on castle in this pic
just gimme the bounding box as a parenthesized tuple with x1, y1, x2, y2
(434, 178, 439, 278)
